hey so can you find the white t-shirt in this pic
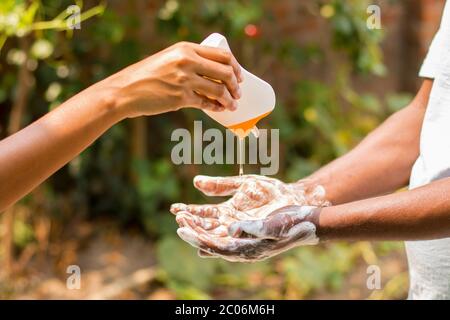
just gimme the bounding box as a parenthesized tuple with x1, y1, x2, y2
(407, 0, 450, 300)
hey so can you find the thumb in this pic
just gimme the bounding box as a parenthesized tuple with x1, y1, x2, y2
(228, 219, 269, 239)
(229, 205, 317, 239)
(197, 249, 220, 259)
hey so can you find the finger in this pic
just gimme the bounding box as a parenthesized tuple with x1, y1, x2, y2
(193, 45, 243, 83)
(175, 215, 186, 227)
(194, 56, 241, 99)
(228, 219, 267, 238)
(197, 249, 220, 259)
(176, 206, 234, 237)
(176, 212, 201, 231)
(193, 175, 242, 196)
(193, 216, 221, 230)
(170, 203, 188, 215)
(175, 212, 190, 228)
(171, 203, 222, 218)
(190, 91, 225, 112)
(176, 211, 213, 231)
(178, 204, 222, 218)
(192, 75, 237, 111)
(177, 227, 201, 248)
(188, 231, 267, 262)
(196, 233, 260, 257)
(285, 222, 319, 245)
(177, 225, 228, 252)
(229, 205, 315, 239)
(207, 225, 229, 237)
(198, 248, 240, 262)
(176, 211, 227, 236)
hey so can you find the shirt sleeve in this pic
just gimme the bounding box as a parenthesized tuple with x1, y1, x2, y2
(419, 28, 444, 79)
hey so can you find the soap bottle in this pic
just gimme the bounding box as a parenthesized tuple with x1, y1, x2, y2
(199, 33, 276, 139)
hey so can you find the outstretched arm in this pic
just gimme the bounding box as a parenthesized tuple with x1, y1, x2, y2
(313, 176, 450, 241)
(0, 42, 243, 212)
(305, 79, 433, 205)
(171, 173, 450, 262)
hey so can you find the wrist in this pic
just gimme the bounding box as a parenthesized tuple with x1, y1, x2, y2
(291, 178, 331, 207)
(91, 70, 144, 120)
(304, 171, 348, 205)
(86, 81, 129, 122)
(306, 206, 336, 242)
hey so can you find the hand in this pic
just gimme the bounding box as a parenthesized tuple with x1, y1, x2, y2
(176, 204, 320, 262)
(103, 41, 243, 118)
(170, 175, 330, 262)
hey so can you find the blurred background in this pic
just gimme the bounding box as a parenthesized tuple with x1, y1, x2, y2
(0, 0, 444, 299)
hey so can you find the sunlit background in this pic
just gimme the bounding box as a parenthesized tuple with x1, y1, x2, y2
(0, 0, 444, 299)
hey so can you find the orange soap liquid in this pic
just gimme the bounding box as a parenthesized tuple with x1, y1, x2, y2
(238, 137, 244, 176)
(227, 111, 271, 139)
(227, 111, 271, 176)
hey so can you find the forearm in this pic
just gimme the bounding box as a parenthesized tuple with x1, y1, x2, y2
(314, 176, 450, 241)
(0, 83, 124, 212)
(305, 80, 432, 205)
(306, 107, 421, 204)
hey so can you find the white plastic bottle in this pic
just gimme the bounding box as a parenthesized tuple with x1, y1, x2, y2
(200, 33, 276, 138)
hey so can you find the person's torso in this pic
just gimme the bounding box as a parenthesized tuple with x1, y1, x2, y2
(407, 5, 450, 299)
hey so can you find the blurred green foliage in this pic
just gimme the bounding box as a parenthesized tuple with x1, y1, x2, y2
(0, 0, 411, 299)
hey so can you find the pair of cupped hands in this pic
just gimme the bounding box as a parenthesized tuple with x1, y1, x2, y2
(170, 175, 331, 262)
